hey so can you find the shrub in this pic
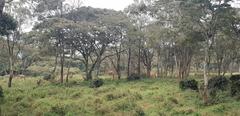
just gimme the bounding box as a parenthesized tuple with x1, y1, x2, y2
(179, 79, 198, 91)
(208, 76, 229, 91)
(43, 73, 52, 81)
(230, 75, 240, 82)
(90, 79, 104, 88)
(0, 86, 3, 98)
(230, 75, 240, 96)
(127, 74, 141, 81)
(207, 76, 229, 102)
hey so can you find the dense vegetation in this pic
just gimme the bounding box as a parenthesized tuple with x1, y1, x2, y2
(1, 0, 240, 115)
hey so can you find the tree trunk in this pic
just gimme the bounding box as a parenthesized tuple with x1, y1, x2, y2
(66, 51, 74, 83)
(0, 0, 5, 15)
(147, 66, 151, 78)
(85, 61, 89, 80)
(230, 62, 233, 77)
(86, 70, 93, 80)
(239, 63, 240, 73)
(137, 39, 141, 75)
(117, 55, 121, 80)
(95, 62, 100, 79)
(217, 57, 223, 76)
(8, 56, 13, 88)
(157, 51, 161, 78)
(60, 47, 65, 84)
(203, 46, 209, 104)
(60, 55, 64, 83)
(51, 52, 58, 75)
(66, 58, 71, 83)
(127, 47, 131, 77)
(7, 36, 13, 88)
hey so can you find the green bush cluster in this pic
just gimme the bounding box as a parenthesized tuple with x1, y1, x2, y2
(90, 79, 104, 88)
(230, 75, 240, 96)
(207, 76, 229, 98)
(43, 73, 53, 81)
(127, 74, 142, 81)
(179, 79, 198, 91)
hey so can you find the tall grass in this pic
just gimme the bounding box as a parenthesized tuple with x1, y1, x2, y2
(0, 77, 240, 116)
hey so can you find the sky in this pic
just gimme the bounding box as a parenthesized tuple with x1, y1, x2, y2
(66, 0, 134, 11)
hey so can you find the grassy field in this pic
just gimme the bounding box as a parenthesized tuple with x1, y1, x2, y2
(0, 76, 240, 116)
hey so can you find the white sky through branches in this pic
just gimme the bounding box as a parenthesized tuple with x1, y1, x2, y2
(66, 0, 134, 11)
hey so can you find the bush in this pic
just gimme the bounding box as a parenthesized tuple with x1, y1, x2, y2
(0, 86, 3, 98)
(90, 79, 104, 88)
(127, 74, 141, 81)
(230, 75, 240, 96)
(43, 73, 52, 81)
(230, 75, 240, 82)
(208, 76, 229, 91)
(207, 76, 229, 98)
(179, 79, 198, 91)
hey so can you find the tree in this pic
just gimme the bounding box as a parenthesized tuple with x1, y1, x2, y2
(69, 22, 116, 80)
(0, 13, 17, 87)
(34, 18, 75, 83)
(125, 0, 150, 76)
(101, 12, 131, 79)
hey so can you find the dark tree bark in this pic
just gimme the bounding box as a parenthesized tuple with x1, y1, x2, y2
(66, 52, 73, 83)
(141, 48, 154, 78)
(7, 35, 14, 88)
(127, 47, 132, 77)
(137, 39, 141, 75)
(175, 46, 193, 80)
(156, 48, 161, 78)
(60, 40, 65, 84)
(51, 47, 59, 75)
(0, 0, 5, 16)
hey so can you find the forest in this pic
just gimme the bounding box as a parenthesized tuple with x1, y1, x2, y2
(0, 0, 240, 115)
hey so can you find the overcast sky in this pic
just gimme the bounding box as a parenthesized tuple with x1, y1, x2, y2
(66, 0, 134, 11)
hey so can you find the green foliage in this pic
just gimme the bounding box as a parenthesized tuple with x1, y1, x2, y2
(89, 79, 104, 88)
(230, 75, 240, 96)
(127, 73, 142, 81)
(43, 73, 53, 81)
(0, 13, 17, 36)
(208, 76, 230, 97)
(179, 79, 199, 91)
